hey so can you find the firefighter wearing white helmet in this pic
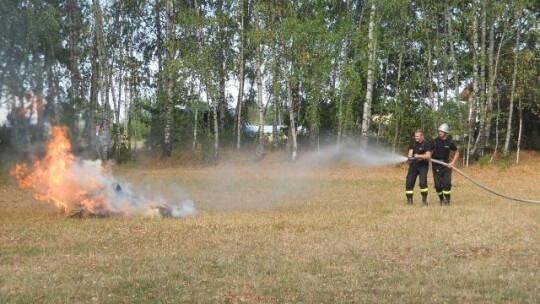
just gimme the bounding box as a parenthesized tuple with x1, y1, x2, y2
(431, 123, 460, 205)
(438, 123, 450, 133)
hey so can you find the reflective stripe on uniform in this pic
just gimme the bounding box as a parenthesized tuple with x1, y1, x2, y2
(420, 188, 428, 193)
(406, 190, 414, 194)
(443, 190, 451, 195)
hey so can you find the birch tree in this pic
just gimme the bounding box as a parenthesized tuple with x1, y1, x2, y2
(360, 2, 377, 150)
(234, 0, 249, 150)
(161, 0, 174, 157)
(88, 0, 108, 157)
(66, 0, 84, 149)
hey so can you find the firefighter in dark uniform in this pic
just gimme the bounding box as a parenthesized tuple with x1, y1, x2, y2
(405, 129, 433, 206)
(432, 123, 460, 205)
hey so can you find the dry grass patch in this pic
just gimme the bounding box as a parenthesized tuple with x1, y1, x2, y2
(1, 151, 539, 303)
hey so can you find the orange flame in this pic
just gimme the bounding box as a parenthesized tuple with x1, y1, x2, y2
(9, 126, 111, 216)
(10, 125, 196, 218)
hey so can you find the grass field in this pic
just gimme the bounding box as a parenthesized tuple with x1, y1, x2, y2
(1, 150, 539, 303)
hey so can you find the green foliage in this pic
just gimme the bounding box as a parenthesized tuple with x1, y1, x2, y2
(1, 0, 539, 161)
(498, 150, 510, 171)
(117, 134, 132, 163)
(478, 155, 490, 168)
(193, 132, 216, 164)
(434, 99, 468, 137)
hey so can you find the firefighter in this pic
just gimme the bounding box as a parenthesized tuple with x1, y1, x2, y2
(431, 123, 460, 205)
(405, 129, 433, 206)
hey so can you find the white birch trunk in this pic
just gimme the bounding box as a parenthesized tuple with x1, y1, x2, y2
(360, 3, 377, 150)
(516, 98, 523, 164)
(466, 2, 480, 166)
(504, 30, 520, 154)
(254, 41, 265, 161)
(472, 0, 488, 157)
(235, 4, 245, 150)
(281, 44, 297, 161)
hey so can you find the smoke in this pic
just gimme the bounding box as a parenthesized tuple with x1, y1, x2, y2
(10, 126, 197, 218)
(12, 127, 409, 216)
(57, 158, 197, 218)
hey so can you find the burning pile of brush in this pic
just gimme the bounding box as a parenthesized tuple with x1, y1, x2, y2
(10, 126, 196, 218)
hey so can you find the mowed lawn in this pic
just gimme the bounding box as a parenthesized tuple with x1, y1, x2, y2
(1, 151, 539, 303)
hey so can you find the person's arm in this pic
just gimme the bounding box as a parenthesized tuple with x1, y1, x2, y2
(414, 140, 432, 160)
(448, 150, 460, 168)
(414, 150, 431, 160)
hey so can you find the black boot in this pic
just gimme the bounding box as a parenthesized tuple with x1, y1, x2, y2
(444, 194, 451, 205)
(406, 195, 413, 205)
(438, 194, 444, 206)
(421, 194, 428, 207)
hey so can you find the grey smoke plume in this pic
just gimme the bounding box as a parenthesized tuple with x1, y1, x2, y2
(10, 125, 196, 218)
(69, 159, 197, 218)
(14, 156, 197, 218)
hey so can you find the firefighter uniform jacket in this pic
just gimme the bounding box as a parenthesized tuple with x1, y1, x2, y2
(408, 139, 433, 167)
(432, 137, 457, 167)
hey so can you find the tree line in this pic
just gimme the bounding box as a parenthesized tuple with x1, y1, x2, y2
(0, 0, 539, 165)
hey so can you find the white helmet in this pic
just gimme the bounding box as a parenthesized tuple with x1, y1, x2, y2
(438, 123, 450, 133)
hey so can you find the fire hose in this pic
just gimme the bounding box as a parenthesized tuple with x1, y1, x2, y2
(428, 158, 540, 205)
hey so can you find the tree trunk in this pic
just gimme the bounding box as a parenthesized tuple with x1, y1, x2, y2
(504, 29, 520, 155)
(13, 95, 31, 159)
(88, 46, 98, 156)
(66, 0, 83, 150)
(466, 1, 480, 166)
(360, 3, 377, 150)
(116, 56, 123, 161)
(280, 43, 297, 161)
(426, 39, 436, 111)
(490, 95, 500, 163)
(212, 94, 219, 161)
(286, 72, 297, 162)
(337, 4, 352, 146)
(271, 47, 280, 152)
(152, 0, 164, 151)
(192, 81, 200, 150)
(34, 53, 44, 128)
(392, 48, 404, 154)
(516, 97, 523, 164)
(235, 0, 246, 150)
(254, 42, 265, 162)
(44, 56, 57, 126)
(162, 0, 174, 158)
(484, 22, 495, 152)
(446, 3, 462, 137)
(377, 58, 389, 142)
(216, 0, 227, 137)
(87, 0, 107, 158)
(192, 108, 199, 150)
(124, 62, 131, 138)
(472, 0, 488, 158)
(442, 9, 448, 106)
